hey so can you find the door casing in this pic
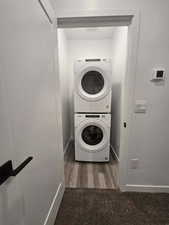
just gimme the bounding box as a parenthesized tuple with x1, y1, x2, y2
(55, 9, 140, 191)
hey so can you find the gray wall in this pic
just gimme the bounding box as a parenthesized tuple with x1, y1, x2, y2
(58, 29, 72, 152)
(111, 27, 128, 156)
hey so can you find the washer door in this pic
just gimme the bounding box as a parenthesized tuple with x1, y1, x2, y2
(77, 66, 111, 101)
(82, 125, 103, 145)
(77, 121, 108, 152)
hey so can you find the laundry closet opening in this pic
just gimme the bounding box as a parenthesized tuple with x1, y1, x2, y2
(57, 18, 128, 189)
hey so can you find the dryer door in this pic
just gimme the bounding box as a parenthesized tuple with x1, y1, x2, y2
(81, 71, 104, 95)
(77, 66, 111, 101)
(77, 121, 108, 152)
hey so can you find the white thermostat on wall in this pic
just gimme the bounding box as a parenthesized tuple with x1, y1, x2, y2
(151, 68, 165, 81)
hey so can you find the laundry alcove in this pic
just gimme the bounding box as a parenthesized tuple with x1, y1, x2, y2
(56, 12, 138, 190)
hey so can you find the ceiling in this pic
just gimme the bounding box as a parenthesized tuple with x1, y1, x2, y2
(63, 27, 120, 40)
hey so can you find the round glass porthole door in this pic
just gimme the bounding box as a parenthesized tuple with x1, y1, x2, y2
(81, 70, 104, 95)
(81, 125, 103, 146)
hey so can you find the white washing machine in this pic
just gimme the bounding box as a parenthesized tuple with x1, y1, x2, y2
(74, 58, 112, 113)
(75, 113, 111, 162)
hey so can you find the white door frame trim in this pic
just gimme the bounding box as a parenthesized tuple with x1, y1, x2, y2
(56, 9, 138, 19)
(43, 183, 65, 225)
(55, 9, 140, 191)
(39, 0, 55, 23)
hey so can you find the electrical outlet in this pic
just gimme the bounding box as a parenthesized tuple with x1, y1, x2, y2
(130, 158, 139, 169)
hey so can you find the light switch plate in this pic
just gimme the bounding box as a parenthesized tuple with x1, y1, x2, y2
(135, 100, 147, 113)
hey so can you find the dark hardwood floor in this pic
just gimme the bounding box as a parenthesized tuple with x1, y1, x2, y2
(64, 141, 119, 189)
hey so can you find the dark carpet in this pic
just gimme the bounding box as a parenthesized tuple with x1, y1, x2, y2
(55, 188, 169, 225)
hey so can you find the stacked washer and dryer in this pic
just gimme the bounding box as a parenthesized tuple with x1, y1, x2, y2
(74, 58, 112, 162)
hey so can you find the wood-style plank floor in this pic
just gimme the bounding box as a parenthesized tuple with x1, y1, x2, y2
(64, 141, 119, 189)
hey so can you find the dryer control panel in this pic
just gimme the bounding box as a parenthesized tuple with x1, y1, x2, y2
(75, 113, 111, 127)
(85, 115, 100, 118)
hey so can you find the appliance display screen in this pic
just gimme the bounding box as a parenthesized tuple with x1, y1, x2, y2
(85, 115, 100, 118)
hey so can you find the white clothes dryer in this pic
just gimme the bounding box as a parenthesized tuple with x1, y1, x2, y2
(74, 58, 112, 113)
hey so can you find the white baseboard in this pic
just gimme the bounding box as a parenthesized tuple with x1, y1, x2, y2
(43, 182, 65, 225)
(64, 138, 72, 155)
(110, 145, 119, 162)
(121, 184, 169, 193)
